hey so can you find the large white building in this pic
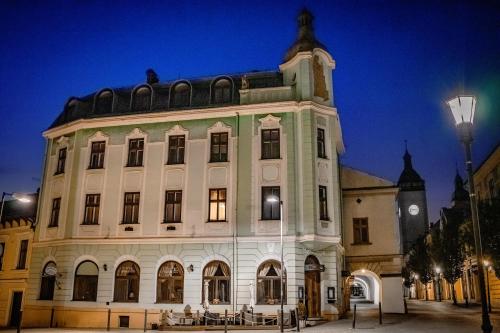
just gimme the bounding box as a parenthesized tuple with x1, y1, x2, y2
(22, 9, 404, 329)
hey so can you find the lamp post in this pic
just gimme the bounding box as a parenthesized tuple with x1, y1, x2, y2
(414, 274, 420, 300)
(483, 260, 492, 313)
(435, 267, 442, 302)
(0, 192, 32, 223)
(266, 196, 284, 333)
(447, 95, 492, 333)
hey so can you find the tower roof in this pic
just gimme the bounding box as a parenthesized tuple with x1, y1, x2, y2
(452, 170, 469, 204)
(284, 8, 328, 62)
(397, 148, 425, 191)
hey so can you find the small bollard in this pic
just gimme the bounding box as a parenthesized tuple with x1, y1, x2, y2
(50, 307, 55, 328)
(224, 309, 228, 333)
(379, 302, 382, 325)
(107, 308, 111, 331)
(197, 310, 200, 325)
(404, 298, 408, 314)
(352, 304, 356, 329)
(144, 309, 148, 332)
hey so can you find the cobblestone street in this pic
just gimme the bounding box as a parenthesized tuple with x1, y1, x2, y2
(2, 300, 498, 333)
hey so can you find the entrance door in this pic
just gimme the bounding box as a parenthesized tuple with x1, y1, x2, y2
(304, 255, 321, 318)
(9, 291, 23, 327)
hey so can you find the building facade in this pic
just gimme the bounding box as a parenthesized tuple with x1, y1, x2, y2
(0, 194, 37, 327)
(24, 10, 350, 329)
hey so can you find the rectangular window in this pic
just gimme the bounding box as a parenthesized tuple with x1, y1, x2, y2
(127, 138, 144, 167)
(55, 147, 67, 174)
(17, 239, 28, 269)
(261, 129, 280, 159)
(262, 186, 280, 220)
(319, 186, 329, 220)
(317, 128, 326, 158)
(49, 198, 61, 227)
(89, 141, 105, 169)
(210, 132, 228, 162)
(164, 190, 182, 223)
(0, 242, 4, 270)
(353, 218, 369, 244)
(167, 135, 185, 165)
(208, 189, 226, 222)
(123, 192, 140, 224)
(83, 194, 100, 225)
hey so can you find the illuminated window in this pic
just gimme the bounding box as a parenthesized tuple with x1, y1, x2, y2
(157, 261, 184, 303)
(257, 260, 286, 304)
(208, 189, 226, 222)
(114, 261, 140, 302)
(203, 261, 230, 304)
(262, 187, 280, 220)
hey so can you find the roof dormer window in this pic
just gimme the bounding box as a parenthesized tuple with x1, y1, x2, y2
(212, 79, 232, 104)
(171, 82, 190, 108)
(132, 86, 152, 112)
(94, 90, 113, 114)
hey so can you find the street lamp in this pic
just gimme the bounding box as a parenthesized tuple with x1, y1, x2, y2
(447, 95, 492, 333)
(414, 274, 420, 300)
(435, 267, 442, 302)
(483, 260, 492, 313)
(0, 192, 33, 223)
(266, 195, 284, 333)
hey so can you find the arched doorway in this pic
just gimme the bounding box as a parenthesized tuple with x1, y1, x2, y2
(304, 255, 321, 318)
(350, 269, 381, 307)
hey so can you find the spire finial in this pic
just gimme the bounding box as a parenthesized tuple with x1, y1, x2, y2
(404, 139, 408, 152)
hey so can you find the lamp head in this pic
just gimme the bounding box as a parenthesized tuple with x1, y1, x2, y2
(12, 193, 32, 203)
(483, 260, 490, 267)
(447, 96, 476, 126)
(435, 267, 441, 274)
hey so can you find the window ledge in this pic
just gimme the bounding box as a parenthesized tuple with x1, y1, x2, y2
(125, 165, 144, 170)
(47, 225, 59, 228)
(81, 223, 100, 226)
(121, 222, 140, 225)
(317, 156, 329, 160)
(162, 221, 182, 224)
(351, 242, 372, 246)
(206, 220, 228, 223)
(259, 158, 282, 161)
(320, 218, 331, 222)
(259, 219, 281, 222)
(165, 162, 185, 167)
(87, 167, 104, 170)
(53, 172, 65, 177)
(208, 161, 230, 165)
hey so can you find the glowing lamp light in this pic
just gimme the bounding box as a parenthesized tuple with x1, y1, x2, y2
(266, 195, 279, 203)
(483, 260, 490, 267)
(361, 269, 366, 273)
(447, 96, 476, 125)
(13, 193, 32, 203)
(435, 267, 441, 274)
(414, 274, 419, 280)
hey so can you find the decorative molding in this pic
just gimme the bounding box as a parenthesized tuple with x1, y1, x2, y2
(258, 114, 281, 128)
(165, 124, 188, 137)
(56, 136, 70, 147)
(208, 121, 232, 132)
(88, 130, 109, 142)
(127, 127, 148, 139)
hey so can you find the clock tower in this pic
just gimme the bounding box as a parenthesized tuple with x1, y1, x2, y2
(397, 147, 429, 254)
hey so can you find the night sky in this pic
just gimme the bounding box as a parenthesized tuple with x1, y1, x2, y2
(0, 0, 499, 222)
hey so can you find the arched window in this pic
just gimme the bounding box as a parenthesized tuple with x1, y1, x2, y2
(64, 98, 78, 121)
(212, 79, 232, 104)
(40, 261, 57, 300)
(73, 260, 98, 301)
(257, 260, 286, 304)
(203, 261, 230, 304)
(114, 261, 140, 302)
(171, 82, 190, 108)
(157, 261, 184, 303)
(132, 86, 152, 111)
(95, 90, 113, 114)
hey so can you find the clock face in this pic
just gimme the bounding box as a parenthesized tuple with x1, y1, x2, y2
(408, 204, 420, 216)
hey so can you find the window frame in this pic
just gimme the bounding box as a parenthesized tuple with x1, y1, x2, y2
(167, 135, 185, 165)
(17, 239, 29, 270)
(212, 79, 232, 104)
(164, 190, 182, 223)
(261, 128, 280, 160)
(261, 186, 281, 220)
(256, 260, 287, 305)
(127, 138, 144, 167)
(73, 260, 99, 302)
(208, 188, 227, 222)
(89, 141, 106, 169)
(317, 128, 326, 159)
(114, 261, 140, 303)
(202, 261, 231, 305)
(210, 132, 229, 163)
(131, 86, 152, 112)
(49, 197, 61, 228)
(156, 261, 184, 304)
(172, 82, 191, 108)
(83, 194, 101, 225)
(319, 185, 329, 220)
(39, 261, 57, 300)
(122, 192, 140, 224)
(95, 89, 114, 114)
(55, 147, 67, 175)
(353, 217, 370, 244)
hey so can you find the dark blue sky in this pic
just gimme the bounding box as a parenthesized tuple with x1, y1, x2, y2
(0, 0, 499, 221)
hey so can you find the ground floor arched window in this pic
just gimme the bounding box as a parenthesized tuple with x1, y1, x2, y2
(40, 261, 57, 300)
(157, 261, 184, 303)
(257, 260, 286, 304)
(203, 261, 230, 304)
(114, 261, 140, 302)
(73, 260, 98, 301)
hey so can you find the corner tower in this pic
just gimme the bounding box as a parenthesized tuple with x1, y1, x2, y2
(397, 147, 429, 253)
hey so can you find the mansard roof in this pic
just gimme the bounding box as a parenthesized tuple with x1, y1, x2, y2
(49, 70, 283, 130)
